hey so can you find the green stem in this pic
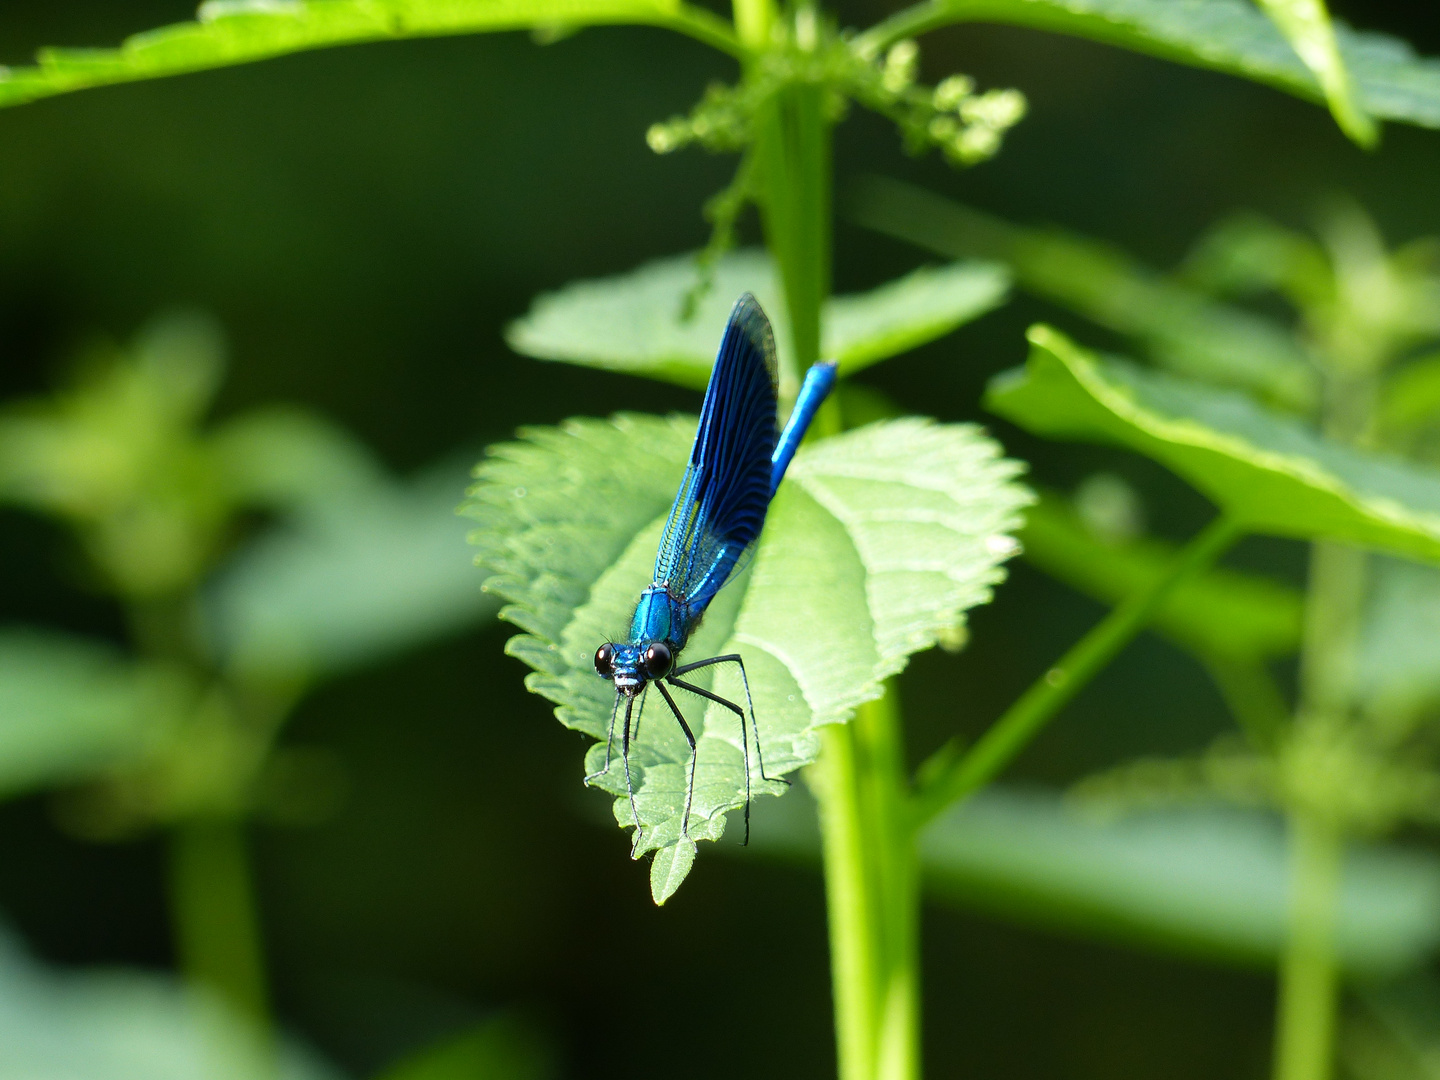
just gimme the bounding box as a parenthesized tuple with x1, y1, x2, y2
(730, 0, 776, 49)
(913, 514, 1243, 824)
(1268, 363, 1376, 1080)
(1273, 810, 1343, 1080)
(661, 6, 749, 58)
(754, 76, 832, 404)
(169, 818, 271, 1027)
(814, 723, 881, 1080)
(812, 688, 921, 1080)
(1298, 541, 1368, 719)
(754, 38, 916, 1080)
(1201, 654, 1290, 752)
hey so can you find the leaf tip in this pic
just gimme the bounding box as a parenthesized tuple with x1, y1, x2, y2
(649, 839, 697, 905)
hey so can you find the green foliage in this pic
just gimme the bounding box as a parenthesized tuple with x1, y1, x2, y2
(748, 785, 1440, 972)
(850, 179, 1319, 412)
(0, 630, 187, 800)
(0, 314, 230, 596)
(988, 326, 1440, 564)
(1357, 558, 1440, 729)
(0, 927, 339, 1080)
(1378, 353, 1440, 449)
(1253, 0, 1375, 145)
(374, 1015, 556, 1080)
(465, 413, 1029, 901)
(1182, 207, 1440, 378)
(0, 0, 739, 108)
(0, 312, 496, 830)
(646, 33, 1027, 167)
(0, 313, 386, 599)
(204, 459, 494, 685)
(858, 0, 1440, 131)
(921, 789, 1440, 974)
(1020, 490, 1304, 661)
(506, 250, 1009, 388)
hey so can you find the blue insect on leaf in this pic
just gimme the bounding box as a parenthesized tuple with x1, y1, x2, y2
(590, 293, 837, 853)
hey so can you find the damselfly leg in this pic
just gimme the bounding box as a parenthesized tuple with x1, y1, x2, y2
(667, 652, 788, 845)
(652, 681, 698, 842)
(583, 693, 622, 787)
(620, 694, 642, 853)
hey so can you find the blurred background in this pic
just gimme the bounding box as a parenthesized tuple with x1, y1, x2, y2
(2, 2, 1440, 1077)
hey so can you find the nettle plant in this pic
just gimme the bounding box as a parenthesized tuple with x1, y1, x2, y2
(858, 185, 1440, 1078)
(6, 1, 1440, 1079)
(0, 314, 489, 1047)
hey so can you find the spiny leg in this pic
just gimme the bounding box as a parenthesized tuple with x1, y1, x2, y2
(667, 674, 751, 844)
(584, 693, 622, 786)
(620, 695, 642, 856)
(653, 681, 697, 841)
(667, 653, 780, 846)
(672, 651, 788, 785)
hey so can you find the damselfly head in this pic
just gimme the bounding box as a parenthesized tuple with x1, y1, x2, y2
(597, 641, 671, 696)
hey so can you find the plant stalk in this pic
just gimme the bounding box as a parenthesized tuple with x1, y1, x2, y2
(1269, 360, 1376, 1080)
(169, 817, 271, 1028)
(812, 688, 921, 1080)
(755, 79, 917, 1079)
(1273, 809, 1343, 1080)
(913, 513, 1244, 824)
(754, 76, 832, 405)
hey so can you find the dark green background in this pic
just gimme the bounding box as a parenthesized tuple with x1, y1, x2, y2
(1, 3, 1437, 1076)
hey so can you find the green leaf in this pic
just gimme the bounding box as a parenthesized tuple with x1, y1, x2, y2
(1254, 0, 1376, 145)
(209, 405, 390, 516)
(856, 0, 1440, 131)
(745, 785, 1440, 972)
(822, 260, 1012, 374)
(0, 926, 341, 1080)
(1379, 352, 1440, 443)
(204, 459, 494, 685)
(0, 0, 738, 109)
(375, 1016, 556, 1080)
(464, 413, 1029, 898)
(1021, 490, 1304, 660)
(0, 630, 186, 800)
(987, 326, 1440, 564)
(848, 178, 1318, 412)
(921, 788, 1440, 973)
(649, 839, 697, 905)
(505, 250, 1009, 388)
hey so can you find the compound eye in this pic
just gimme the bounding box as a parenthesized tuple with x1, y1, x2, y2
(642, 642, 672, 679)
(594, 643, 616, 678)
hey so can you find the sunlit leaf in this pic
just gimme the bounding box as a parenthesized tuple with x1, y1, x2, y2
(746, 785, 1440, 972)
(1254, 0, 1376, 145)
(988, 326, 1440, 564)
(464, 413, 1029, 901)
(1021, 490, 1304, 660)
(0, 630, 186, 800)
(0, 0, 736, 109)
(849, 178, 1318, 412)
(204, 460, 493, 685)
(506, 250, 1009, 388)
(0, 926, 340, 1080)
(857, 0, 1440, 130)
(822, 260, 1011, 374)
